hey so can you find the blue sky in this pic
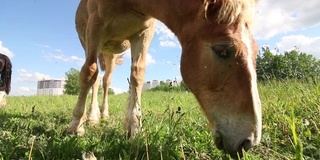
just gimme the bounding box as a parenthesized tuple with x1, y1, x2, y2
(0, 0, 319, 96)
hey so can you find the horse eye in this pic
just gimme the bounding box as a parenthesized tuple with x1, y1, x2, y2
(211, 45, 235, 58)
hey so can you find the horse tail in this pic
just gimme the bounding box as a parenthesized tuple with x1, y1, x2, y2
(98, 54, 106, 71)
(98, 54, 124, 72)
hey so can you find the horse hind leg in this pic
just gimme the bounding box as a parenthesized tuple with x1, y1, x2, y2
(99, 41, 129, 119)
(80, 52, 121, 126)
(100, 53, 118, 120)
(87, 52, 116, 125)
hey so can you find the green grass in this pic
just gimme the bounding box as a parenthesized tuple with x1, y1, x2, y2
(0, 80, 319, 160)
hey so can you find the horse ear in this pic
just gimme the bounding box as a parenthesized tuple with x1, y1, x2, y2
(203, 0, 221, 20)
(203, 0, 220, 5)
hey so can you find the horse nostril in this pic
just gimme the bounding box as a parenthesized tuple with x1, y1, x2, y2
(213, 131, 224, 150)
(232, 140, 252, 159)
(239, 139, 252, 152)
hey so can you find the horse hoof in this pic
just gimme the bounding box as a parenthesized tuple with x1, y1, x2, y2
(63, 127, 85, 136)
(87, 119, 99, 126)
(101, 114, 110, 120)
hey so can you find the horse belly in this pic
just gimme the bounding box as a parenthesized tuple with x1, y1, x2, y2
(76, 0, 153, 52)
(100, 13, 153, 53)
(103, 12, 153, 40)
(101, 40, 130, 54)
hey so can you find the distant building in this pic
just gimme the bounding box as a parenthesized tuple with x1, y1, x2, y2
(142, 78, 181, 91)
(37, 79, 66, 95)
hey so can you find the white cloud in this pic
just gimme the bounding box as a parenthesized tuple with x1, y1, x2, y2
(19, 86, 31, 92)
(110, 87, 126, 95)
(16, 69, 51, 83)
(146, 53, 156, 65)
(155, 21, 179, 47)
(121, 49, 156, 65)
(55, 49, 62, 53)
(11, 69, 65, 96)
(275, 35, 320, 58)
(70, 55, 84, 62)
(254, 0, 320, 39)
(37, 44, 50, 48)
(44, 53, 85, 65)
(0, 41, 14, 58)
(11, 69, 51, 95)
(122, 49, 131, 59)
(10, 86, 36, 96)
(39, 44, 84, 65)
(160, 41, 177, 47)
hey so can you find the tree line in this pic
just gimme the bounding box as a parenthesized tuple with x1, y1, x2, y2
(64, 68, 115, 95)
(63, 47, 320, 94)
(256, 47, 320, 81)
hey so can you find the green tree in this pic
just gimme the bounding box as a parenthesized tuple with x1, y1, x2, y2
(256, 47, 275, 80)
(179, 81, 190, 92)
(149, 81, 190, 92)
(108, 88, 115, 95)
(256, 47, 320, 81)
(64, 68, 115, 95)
(64, 68, 80, 95)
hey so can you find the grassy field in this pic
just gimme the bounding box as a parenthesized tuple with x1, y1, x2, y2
(0, 80, 319, 160)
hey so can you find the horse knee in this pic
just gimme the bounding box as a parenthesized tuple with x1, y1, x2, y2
(130, 65, 145, 85)
(80, 62, 99, 86)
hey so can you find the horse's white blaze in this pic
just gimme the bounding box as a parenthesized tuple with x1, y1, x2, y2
(241, 24, 262, 145)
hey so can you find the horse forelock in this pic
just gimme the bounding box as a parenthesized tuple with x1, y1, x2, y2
(203, 0, 256, 28)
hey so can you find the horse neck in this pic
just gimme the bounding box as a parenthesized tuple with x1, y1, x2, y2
(130, 0, 201, 34)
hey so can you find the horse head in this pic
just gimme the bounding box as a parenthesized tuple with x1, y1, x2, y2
(175, 0, 261, 157)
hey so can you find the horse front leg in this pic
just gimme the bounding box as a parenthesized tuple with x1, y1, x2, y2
(87, 74, 101, 126)
(66, 7, 102, 135)
(66, 60, 99, 135)
(125, 19, 155, 138)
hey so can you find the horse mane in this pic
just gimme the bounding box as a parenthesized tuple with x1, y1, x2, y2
(0, 54, 12, 94)
(203, 0, 256, 28)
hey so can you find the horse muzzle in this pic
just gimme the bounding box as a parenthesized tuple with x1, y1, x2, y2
(212, 128, 260, 159)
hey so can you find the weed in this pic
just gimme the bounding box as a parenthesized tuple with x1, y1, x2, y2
(0, 80, 319, 159)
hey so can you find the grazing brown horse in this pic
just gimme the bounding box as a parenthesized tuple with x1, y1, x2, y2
(0, 53, 12, 106)
(66, 0, 262, 158)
